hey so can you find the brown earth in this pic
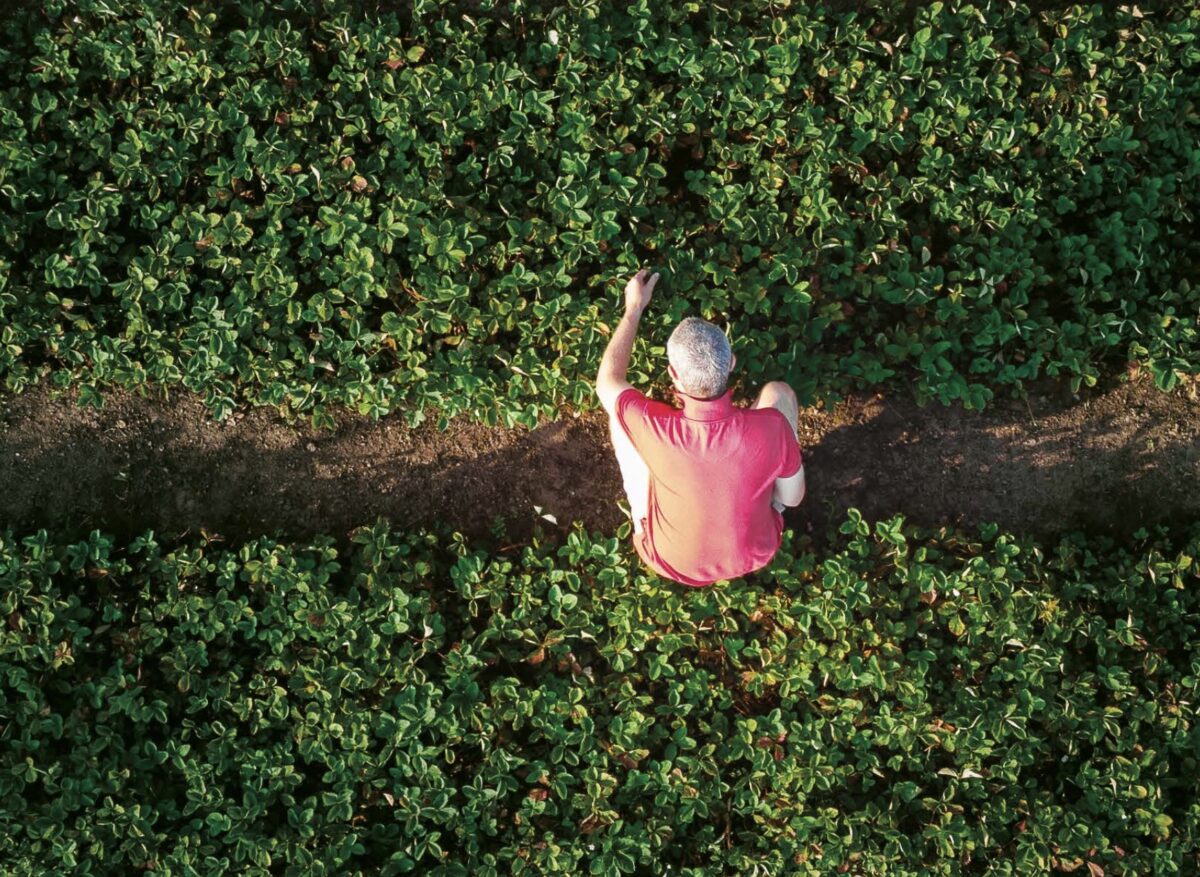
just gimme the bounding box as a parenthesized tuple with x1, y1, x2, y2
(0, 374, 1198, 548)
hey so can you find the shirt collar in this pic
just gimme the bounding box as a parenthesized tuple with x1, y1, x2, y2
(673, 388, 736, 422)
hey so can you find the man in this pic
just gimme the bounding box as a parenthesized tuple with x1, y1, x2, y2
(595, 268, 806, 587)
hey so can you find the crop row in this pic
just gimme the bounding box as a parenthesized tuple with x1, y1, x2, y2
(2, 511, 1198, 875)
(0, 1, 1198, 426)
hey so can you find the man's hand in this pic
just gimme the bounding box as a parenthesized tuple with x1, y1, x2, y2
(624, 268, 659, 317)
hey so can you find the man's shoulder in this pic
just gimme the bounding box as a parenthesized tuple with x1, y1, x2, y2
(738, 402, 790, 429)
(735, 403, 796, 447)
(614, 388, 681, 450)
(617, 387, 678, 420)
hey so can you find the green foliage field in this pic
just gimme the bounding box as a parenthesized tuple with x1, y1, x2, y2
(1, 0, 1198, 427)
(2, 513, 1198, 875)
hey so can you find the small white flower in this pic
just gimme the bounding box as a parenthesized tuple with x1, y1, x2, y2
(549, 29, 559, 45)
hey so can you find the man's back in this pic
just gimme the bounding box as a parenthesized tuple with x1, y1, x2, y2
(615, 386, 802, 586)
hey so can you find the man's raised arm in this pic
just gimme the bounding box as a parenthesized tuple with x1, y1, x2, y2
(595, 268, 659, 414)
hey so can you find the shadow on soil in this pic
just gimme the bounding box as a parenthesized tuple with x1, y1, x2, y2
(1, 375, 1197, 548)
(793, 381, 1200, 542)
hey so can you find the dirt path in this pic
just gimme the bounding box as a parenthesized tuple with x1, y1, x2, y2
(1, 375, 1198, 546)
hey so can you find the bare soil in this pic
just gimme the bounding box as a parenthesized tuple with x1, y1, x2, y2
(1, 374, 1197, 547)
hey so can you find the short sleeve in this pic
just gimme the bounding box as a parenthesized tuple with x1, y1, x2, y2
(778, 418, 803, 479)
(614, 387, 653, 448)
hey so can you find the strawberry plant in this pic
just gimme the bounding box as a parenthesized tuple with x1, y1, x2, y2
(2, 512, 1198, 874)
(0, 1, 1197, 426)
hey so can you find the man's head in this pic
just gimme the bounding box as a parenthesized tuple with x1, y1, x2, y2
(667, 316, 736, 399)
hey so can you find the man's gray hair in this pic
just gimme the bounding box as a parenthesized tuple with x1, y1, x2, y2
(667, 316, 733, 399)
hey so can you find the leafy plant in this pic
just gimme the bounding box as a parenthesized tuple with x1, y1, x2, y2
(0, 1, 1197, 427)
(1, 512, 1198, 874)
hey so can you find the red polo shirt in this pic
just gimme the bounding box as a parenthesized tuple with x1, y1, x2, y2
(615, 387, 803, 587)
